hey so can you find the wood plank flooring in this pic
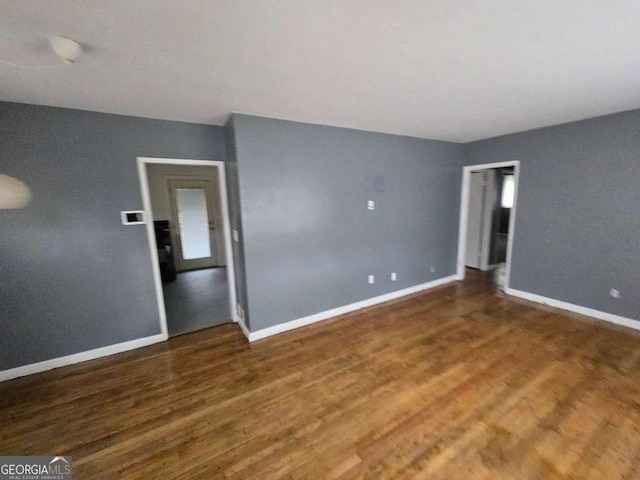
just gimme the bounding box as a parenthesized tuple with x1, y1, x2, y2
(2, 270, 640, 479)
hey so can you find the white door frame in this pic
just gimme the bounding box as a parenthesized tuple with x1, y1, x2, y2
(137, 157, 239, 338)
(456, 160, 521, 289)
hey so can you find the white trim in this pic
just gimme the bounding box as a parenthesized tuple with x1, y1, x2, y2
(237, 317, 251, 340)
(137, 157, 239, 339)
(506, 287, 640, 333)
(138, 159, 170, 337)
(246, 275, 457, 342)
(0, 334, 166, 382)
(504, 165, 520, 290)
(456, 160, 520, 291)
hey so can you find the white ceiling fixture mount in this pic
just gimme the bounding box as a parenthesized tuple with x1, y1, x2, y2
(0, 174, 32, 209)
(49, 35, 83, 64)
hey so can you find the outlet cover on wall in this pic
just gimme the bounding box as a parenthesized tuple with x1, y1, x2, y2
(368, 275, 375, 284)
(391, 272, 397, 281)
(237, 304, 246, 321)
(610, 288, 622, 299)
(232, 229, 239, 242)
(367, 200, 375, 210)
(120, 210, 145, 225)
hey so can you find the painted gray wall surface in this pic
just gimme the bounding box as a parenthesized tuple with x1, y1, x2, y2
(224, 118, 250, 326)
(0, 102, 226, 370)
(465, 109, 640, 322)
(232, 114, 465, 331)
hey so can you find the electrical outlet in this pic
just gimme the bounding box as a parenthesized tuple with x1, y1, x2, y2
(232, 229, 239, 242)
(121, 210, 145, 225)
(368, 275, 375, 284)
(391, 272, 397, 281)
(610, 288, 622, 299)
(367, 200, 375, 210)
(430, 266, 436, 273)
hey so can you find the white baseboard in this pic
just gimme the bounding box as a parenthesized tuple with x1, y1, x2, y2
(246, 275, 458, 342)
(505, 287, 640, 332)
(0, 333, 167, 382)
(237, 317, 251, 341)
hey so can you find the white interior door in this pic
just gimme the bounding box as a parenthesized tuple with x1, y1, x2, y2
(465, 172, 487, 269)
(169, 179, 219, 271)
(465, 171, 497, 270)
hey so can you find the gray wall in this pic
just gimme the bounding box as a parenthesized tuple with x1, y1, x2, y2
(9, 100, 634, 371)
(465, 109, 640, 322)
(0, 102, 226, 370)
(232, 114, 465, 331)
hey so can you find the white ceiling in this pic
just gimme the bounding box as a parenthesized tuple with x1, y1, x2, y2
(1, 1, 639, 142)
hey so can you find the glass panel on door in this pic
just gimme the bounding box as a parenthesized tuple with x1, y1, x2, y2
(175, 188, 211, 260)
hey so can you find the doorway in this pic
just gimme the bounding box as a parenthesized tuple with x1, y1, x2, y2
(456, 161, 520, 291)
(137, 158, 238, 338)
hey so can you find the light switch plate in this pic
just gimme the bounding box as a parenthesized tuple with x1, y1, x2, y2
(367, 200, 375, 210)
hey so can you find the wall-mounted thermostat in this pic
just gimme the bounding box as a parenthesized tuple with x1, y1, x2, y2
(121, 210, 146, 225)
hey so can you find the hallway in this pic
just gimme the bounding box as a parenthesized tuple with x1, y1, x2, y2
(163, 267, 230, 336)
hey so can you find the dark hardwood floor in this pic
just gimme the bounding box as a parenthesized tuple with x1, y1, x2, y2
(2, 270, 640, 479)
